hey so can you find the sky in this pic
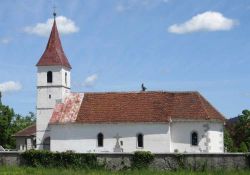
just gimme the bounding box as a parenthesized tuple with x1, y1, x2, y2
(0, 0, 249, 118)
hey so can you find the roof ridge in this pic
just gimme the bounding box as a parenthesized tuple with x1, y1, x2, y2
(80, 91, 200, 94)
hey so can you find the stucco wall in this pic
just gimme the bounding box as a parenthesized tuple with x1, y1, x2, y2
(36, 66, 71, 150)
(170, 121, 224, 153)
(37, 66, 71, 88)
(15, 137, 35, 151)
(50, 123, 171, 153)
(50, 121, 224, 153)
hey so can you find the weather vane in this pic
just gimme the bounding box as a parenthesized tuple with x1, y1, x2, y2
(141, 83, 147, 92)
(53, 1, 57, 19)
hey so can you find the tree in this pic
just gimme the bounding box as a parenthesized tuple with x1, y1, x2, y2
(11, 112, 35, 133)
(0, 92, 36, 148)
(224, 128, 235, 152)
(234, 110, 250, 151)
(239, 142, 248, 152)
(0, 103, 14, 148)
(226, 109, 250, 152)
(8, 112, 36, 148)
(225, 109, 250, 152)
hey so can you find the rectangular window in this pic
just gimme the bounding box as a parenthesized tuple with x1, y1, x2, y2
(137, 134, 143, 148)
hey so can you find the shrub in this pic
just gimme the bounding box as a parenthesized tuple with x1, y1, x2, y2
(131, 151, 154, 169)
(21, 150, 99, 169)
(239, 142, 248, 153)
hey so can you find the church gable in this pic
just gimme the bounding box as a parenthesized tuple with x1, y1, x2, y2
(49, 91, 225, 124)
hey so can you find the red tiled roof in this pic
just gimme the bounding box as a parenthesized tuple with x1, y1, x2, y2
(13, 124, 36, 137)
(50, 93, 84, 123)
(36, 19, 72, 69)
(50, 91, 225, 124)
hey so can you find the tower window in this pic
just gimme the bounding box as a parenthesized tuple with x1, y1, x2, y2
(137, 133, 143, 148)
(49, 95, 51, 99)
(191, 131, 198, 146)
(97, 133, 103, 147)
(47, 71, 53, 83)
(65, 72, 67, 85)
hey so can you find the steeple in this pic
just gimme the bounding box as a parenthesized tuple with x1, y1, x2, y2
(36, 14, 72, 69)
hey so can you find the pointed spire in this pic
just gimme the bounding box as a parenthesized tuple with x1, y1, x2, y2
(36, 13, 72, 69)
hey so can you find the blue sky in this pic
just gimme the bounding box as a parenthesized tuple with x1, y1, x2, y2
(0, 0, 249, 118)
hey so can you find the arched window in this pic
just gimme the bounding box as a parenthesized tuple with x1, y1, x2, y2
(97, 133, 103, 147)
(43, 137, 50, 150)
(191, 131, 198, 146)
(47, 71, 53, 83)
(137, 133, 143, 148)
(65, 72, 67, 85)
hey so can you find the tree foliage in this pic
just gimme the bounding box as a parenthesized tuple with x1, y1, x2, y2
(225, 109, 250, 152)
(0, 101, 35, 149)
(0, 104, 14, 148)
(22, 150, 99, 169)
(224, 128, 235, 152)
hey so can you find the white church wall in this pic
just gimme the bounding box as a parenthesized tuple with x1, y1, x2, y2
(36, 109, 53, 131)
(207, 123, 224, 152)
(61, 68, 71, 88)
(36, 109, 52, 149)
(36, 66, 71, 150)
(50, 123, 171, 153)
(37, 66, 70, 88)
(170, 120, 224, 153)
(37, 87, 63, 108)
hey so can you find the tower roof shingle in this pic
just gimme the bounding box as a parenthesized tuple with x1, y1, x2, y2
(36, 19, 72, 69)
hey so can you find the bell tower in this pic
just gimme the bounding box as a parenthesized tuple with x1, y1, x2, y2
(36, 12, 72, 150)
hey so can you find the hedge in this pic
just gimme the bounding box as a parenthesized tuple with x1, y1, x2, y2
(21, 150, 155, 169)
(131, 151, 154, 169)
(21, 150, 99, 169)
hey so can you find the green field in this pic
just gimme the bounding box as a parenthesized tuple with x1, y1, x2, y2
(0, 167, 249, 175)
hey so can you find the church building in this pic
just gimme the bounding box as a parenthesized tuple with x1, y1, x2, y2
(36, 14, 225, 153)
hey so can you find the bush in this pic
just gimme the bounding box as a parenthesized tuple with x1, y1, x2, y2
(131, 151, 154, 169)
(239, 142, 248, 152)
(21, 150, 99, 169)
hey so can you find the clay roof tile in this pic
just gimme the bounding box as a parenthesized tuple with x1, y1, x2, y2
(50, 91, 225, 124)
(36, 19, 71, 69)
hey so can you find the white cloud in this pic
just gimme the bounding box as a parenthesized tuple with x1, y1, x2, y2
(83, 74, 98, 87)
(168, 11, 237, 34)
(24, 16, 79, 37)
(0, 38, 11, 44)
(0, 81, 22, 93)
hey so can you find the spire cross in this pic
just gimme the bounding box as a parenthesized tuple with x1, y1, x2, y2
(53, 4, 57, 19)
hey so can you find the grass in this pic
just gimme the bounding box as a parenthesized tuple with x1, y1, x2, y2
(0, 167, 249, 175)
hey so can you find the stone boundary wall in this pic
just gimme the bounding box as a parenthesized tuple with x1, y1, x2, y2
(97, 153, 249, 170)
(0, 151, 21, 166)
(0, 152, 249, 171)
